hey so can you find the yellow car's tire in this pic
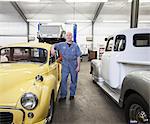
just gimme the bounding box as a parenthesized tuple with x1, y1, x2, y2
(46, 93, 55, 124)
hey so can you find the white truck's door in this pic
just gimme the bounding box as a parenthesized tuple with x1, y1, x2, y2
(102, 35, 127, 88)
(101, 37, 114, 84)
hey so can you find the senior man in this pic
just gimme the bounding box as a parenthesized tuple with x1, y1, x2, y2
(51, 32, 81, 101)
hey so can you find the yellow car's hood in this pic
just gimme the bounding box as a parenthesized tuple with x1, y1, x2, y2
(0, 63, 48, 107)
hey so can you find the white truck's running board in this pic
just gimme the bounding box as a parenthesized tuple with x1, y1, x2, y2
(96, 81, 121, 103)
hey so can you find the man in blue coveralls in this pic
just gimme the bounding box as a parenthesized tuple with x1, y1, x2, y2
(51, 32, 81, 101)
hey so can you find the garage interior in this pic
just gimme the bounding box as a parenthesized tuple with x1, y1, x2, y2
(52, 62, 126, 124)
(0, 0, 150, 124)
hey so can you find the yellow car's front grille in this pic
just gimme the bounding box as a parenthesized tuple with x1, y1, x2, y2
(0, 107, 24, 124)
(0, 112, 13, 124)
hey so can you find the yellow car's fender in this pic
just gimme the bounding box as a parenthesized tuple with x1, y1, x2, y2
(33, 74, 57, 123)
(16, 74, 57, 124)
(38, 74, 57, 119)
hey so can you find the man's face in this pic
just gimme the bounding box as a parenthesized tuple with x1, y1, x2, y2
(66, 32, 72, 43)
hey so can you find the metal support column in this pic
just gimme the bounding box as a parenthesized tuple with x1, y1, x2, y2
(92, 3, 104, 50)
(130, 0, 139, 28)
(27, 22, 29, 42)
(92, 21, 94, 50)
(92, 21, 94, 40)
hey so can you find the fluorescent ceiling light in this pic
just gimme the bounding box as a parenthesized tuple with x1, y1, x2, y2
(103, 20, 128, 23)
(128, 0, 150, 2)
(0, 0, 40, 2)
(47, 23, 64, 25)
(41, 23, 64, 26)
(27, 19, 52, 22)
(66, 20, 92, 23)
(66, 0, 108, 3)
(139, 20, 150, 23)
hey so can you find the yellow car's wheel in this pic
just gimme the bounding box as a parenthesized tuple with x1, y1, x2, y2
(46, 93, 54, 124)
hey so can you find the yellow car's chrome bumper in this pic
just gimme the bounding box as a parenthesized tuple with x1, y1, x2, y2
(0, 106, 24, 124)
(34, 119, 46, 124)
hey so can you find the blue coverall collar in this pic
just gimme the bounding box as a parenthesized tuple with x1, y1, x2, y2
(65, 41, 74, 48)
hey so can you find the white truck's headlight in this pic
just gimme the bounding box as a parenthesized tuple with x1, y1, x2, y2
(21, 93, 38, 110)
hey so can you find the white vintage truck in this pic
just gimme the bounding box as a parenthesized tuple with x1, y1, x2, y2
(90, 28, 150, 124)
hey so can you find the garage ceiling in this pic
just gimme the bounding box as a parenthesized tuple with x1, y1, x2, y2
(96, 0, 150, 22)
(17, 0, 99, 22)
(0, 0, 150, 23)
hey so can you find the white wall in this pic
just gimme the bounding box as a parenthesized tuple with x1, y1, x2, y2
(0, 2, 27, 46)
(29, 22, 39, 42)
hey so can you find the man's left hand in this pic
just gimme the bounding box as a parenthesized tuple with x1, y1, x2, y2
(76, 66, 80, 72)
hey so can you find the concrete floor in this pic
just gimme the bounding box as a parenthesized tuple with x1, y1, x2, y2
(52, 62, 126, 124)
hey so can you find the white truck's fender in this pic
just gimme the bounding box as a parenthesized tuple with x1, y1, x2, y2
(119, 71, 150, 108)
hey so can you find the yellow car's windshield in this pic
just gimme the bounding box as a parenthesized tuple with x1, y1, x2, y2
(0, 47, 48, 64)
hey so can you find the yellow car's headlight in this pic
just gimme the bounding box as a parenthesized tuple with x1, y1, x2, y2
(21, 93, 38, 110)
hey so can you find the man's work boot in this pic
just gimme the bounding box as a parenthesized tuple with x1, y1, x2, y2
(58, 97, 66, 102)
(69, 96, 74, 100)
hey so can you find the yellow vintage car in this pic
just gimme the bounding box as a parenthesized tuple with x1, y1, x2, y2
(0, 42, 61, 124)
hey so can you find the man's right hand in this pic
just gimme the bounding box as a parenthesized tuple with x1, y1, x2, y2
(51, 45, 56, 56)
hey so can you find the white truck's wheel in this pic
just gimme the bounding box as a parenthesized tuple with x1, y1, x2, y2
(125, 94, 149, 124)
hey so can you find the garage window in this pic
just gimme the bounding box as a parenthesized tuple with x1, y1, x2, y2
(133, 34, 150, 47)
(114, 35, 126, 51)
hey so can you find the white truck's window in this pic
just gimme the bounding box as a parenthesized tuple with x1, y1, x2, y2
(133, 34, 150, 47)
(114, 35, 126, 51)
(106, 37, 114, 51)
